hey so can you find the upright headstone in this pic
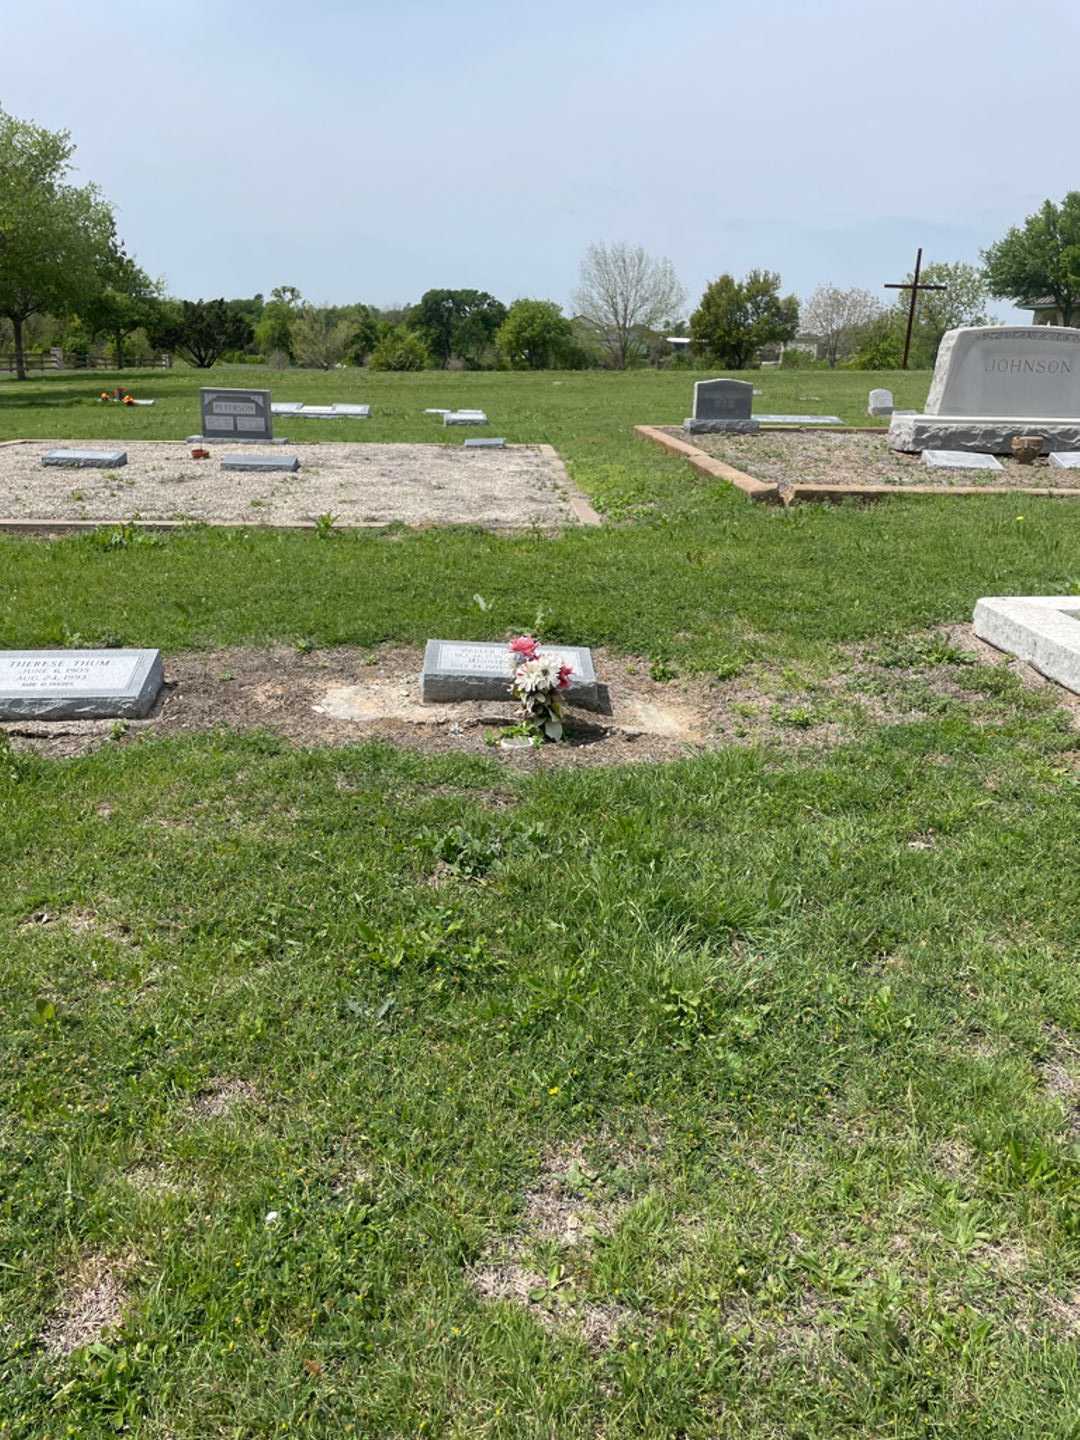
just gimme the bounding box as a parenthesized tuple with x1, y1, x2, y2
(890, 326, 1080, 453)
(198, 388, 273, 442)
(868, 388, 894, 416)
(684, 379, 758, 434)
(420, 639, 598, 707)
(0, 649, 163, 719)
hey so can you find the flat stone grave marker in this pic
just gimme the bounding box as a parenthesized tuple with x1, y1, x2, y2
(974, 596, 1080, 694)
(923, 449, 1003, 471)
(333, 404, 370, 417)
(868, 388, 894, 416)
(444, 411, 488, 425)
(0, 649, 163, 720)
(684, 379, 758, 434)
(289, 404, 370, 419)
(221, 454, 301, 473)
(1048, 452, 1080, 469)
(421, 639, 598, 707)
(270, 402, 305, 415)
(42, 449, 127, 468)
(756, 414, 843, 425)
(200, 387, 273, 441)
(464, 437, 505, 448)
(424, 408, 451, 415)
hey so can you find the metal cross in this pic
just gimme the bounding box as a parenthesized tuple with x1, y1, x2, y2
(884, 247, 947, 369)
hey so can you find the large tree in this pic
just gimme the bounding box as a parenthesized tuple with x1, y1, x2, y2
(985, 193, 1080, 326)
(495, 299, 574, 370)
(409, 289, 506, 368)
(78, 254, 164, 368)
(147, 298, 253, 368)
(290, 305, 352, 369)
(690, 271, 799, 369)
(573, 242, 685, 369)
(801, 284, 881, 366)
(0, 108, 121, 379)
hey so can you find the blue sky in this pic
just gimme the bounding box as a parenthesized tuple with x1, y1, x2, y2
(5, 0, 1077, 319)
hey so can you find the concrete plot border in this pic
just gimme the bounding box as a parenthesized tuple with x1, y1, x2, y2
(635, 425, 1080, 505)
(973, 596, 1080, 694)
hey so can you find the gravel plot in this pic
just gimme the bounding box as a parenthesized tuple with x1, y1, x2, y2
(665, 428, 1080, 489)
(0, 440, 581, 528)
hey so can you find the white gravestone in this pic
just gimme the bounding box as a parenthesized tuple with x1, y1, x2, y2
(923, 450, 1003, 472)
(890, 326, 1080, 454)
(974, 596, 1080, 695)
(0, 649, 163, 720)
(1048, 452, 1080, 469)
(868, 388, 894, 416)
(444, 411, 488, 426)
(420, 639, 598, 707)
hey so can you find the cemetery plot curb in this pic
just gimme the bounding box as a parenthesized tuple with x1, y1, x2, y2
(635, 426, 1080, 505)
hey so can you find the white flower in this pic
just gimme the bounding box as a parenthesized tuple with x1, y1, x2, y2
(514, 656, 561, 694)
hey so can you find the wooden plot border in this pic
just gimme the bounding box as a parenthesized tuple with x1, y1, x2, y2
(635, 425, 1080, 504)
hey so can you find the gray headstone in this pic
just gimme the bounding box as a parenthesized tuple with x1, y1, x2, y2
(42, 449, 127, 468)
(692, 378, 753, 422)
(444, 411, 488, 426)
(1049, 451, 1080, 469)
(0, 649, 163, 720)
(420, 639, 598, 707)
(868, 388, 894, 416)
(200, 387, 273, 440)
(220, 454, 300, 472)
(925, 326, 1080, 418)
(922, 449, 1003, 471)
(463, 437, 506, 448)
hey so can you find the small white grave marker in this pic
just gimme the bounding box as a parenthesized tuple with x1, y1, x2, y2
(974, 596, 1080, 694)
(923, 449, 1003, 471)
(1048, 452, 1080, 469)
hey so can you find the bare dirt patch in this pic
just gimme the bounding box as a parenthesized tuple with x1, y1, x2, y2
(0, 439, 584, 530)
(5, 626, 1075, 768)
(189, 1078, 260, 1118)
(18, 905, 133, 944)
(468, 1137, 650, 1347)
(41, 1253, 135, 1360)
(665, 428, 1080, 490)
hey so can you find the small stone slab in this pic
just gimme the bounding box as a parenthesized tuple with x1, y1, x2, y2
(187, 435, 289, 446)
(444, 410, 488, 425)
(684, 419, 760, 434)
(923, 449, 1003, 471)
(130, 399, 155, 406)
(270, 402, 305, 414)
(42, 449, 127, 469)
(974, 596, 1080, 694)
(333, 404, 370, 417)
(421, 639, 598, 707)
(424, 408, 452, 415)
(0, 648, 163, 720)
(463, 437, 506, 448)
(221, 454, 300, 473)
(756, 414, 843, 425)
(1048, 452, 1080, 469)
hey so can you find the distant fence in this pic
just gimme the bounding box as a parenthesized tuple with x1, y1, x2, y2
(0, 351, 172, 374)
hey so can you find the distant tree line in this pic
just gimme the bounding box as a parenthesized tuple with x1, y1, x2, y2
(5, 103, 1079, 378)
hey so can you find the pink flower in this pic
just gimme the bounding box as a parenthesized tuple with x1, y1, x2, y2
(557, 664, 573, 689)
(510, 635, 540, 661)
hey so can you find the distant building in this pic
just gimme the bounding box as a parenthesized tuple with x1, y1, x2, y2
(1028, 299, 1071, 326)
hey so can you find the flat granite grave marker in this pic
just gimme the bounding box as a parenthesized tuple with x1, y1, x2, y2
(755, 414, 843, 425)
(444, 410, 488, 426)
(922, 449, 1003, 472)
(463, 437, 506, 448)
(0, 649, 163, 719)
(684, 379, 758, 434)
(42, 449, 127, 468)
(1048, 451, 1080, 469)
(974, 596, 1080, 694)
(890, 326, 1080, 453)
(198, 387, 274, 442)
(868, 388, 894, 416)
(420, 639, 598, 707)
(221, 454, 300, 473)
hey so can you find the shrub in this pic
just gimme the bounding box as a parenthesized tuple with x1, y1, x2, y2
(368, 327, 430, 371)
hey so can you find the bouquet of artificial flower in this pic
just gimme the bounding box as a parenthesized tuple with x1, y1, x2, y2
(509, 636, 573, 742)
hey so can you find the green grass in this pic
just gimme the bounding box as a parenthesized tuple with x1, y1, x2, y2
(3, 366, 1080, 1437)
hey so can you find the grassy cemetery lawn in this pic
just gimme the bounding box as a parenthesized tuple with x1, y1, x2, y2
(4, 366, 1080, 1436)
